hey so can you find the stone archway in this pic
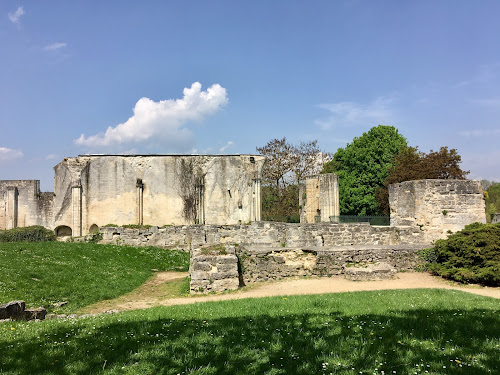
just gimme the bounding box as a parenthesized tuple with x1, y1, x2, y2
(55, 225, 72, 237)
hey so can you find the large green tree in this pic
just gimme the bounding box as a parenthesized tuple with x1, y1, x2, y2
(322, 125, 407, 215)
(376, 146, 469, 215)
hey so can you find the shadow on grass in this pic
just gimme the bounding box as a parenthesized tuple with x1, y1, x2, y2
(1, 305, 499, 374)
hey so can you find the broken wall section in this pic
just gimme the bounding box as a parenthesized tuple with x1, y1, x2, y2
(0, 180, 53, 230)
(389, 179, 486, 242)
(299, 173, 339, 223)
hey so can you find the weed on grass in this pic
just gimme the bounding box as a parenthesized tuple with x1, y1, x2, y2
(1, 289, 499, 374)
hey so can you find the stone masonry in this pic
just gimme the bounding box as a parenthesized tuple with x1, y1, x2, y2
(189, 244, 240, 293)
(389, 179, 486, 242)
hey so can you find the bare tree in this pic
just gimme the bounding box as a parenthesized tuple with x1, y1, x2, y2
(257, 138, 330, 221)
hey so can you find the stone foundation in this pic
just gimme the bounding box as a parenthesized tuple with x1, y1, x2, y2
(237, 244, 426, 285)
(188, 243, 428, 293)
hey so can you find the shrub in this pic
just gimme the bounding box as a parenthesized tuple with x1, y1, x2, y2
(0, 226, 56, 242)
(426, 222, 500, 286)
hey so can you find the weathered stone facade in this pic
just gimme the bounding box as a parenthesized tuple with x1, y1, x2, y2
(492, 213, 500, 224)
(237, 244, 424, 284)
(98, 222, 427, 250)
(389, 179, 486, 242)
(0, 154, 265, 235)
(299, 173, 339, 223)
(189, 245, 240, 293)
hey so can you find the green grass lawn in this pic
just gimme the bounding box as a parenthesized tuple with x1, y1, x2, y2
(0, 242, 189, 313)
(1, 289, 498, 375)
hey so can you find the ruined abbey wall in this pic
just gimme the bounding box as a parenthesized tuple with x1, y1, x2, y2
(0, 154, 265, 236)
(389, 179, 486, 242)
(0, 180, 53, 230)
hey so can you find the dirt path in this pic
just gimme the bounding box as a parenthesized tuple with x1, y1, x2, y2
(82, 271, 500, 314)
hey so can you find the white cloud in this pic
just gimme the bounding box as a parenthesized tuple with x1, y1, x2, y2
(8, 6, 25, 24)
(459, 129, 500, 137)
(75, 82, 228, 148)
(45, 154, 58, 160)
(470, 97, 500, 109)
(453, 63, 500, 89)
(0, 147, 23, 162)
(44, 42, 67, 51)
(219, 141, 233, 153)
(315, 96, 396, 130)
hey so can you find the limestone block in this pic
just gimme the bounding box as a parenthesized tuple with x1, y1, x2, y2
(0, 300, 25, 320)
(344, 263, 396, 281)
(24, 307, 47, 321)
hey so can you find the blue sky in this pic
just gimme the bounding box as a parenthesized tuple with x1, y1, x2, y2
(1, 1, 499, 191)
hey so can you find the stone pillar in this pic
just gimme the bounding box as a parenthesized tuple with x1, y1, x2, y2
(197, 180, 205, 224)
(252, 178, 261, 221)
(136, 179, 144, 225)
(71, 183, 82, 237)
(6, 187, 18, 230)
(318, 173, 339, 222)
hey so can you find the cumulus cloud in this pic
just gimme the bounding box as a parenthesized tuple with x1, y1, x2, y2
(315, 96, 396, 130)
(75, 82, 228, 148)
(8, 6, 25, 24)
(0, 147, 23, 162)
(219, 141, 234, 153)
(44, 42, 67, 51)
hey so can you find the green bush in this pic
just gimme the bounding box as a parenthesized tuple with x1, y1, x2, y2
(0, 226, 56, 242)
(426, 222, 500, 286)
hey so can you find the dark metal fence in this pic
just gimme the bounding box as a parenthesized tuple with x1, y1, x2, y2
(329, 215, 390, 226)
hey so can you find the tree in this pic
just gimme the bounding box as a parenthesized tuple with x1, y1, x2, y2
(322, 125, 407, 216)
(485, 182, 500, 222)
(257, 138, 330, 221)
(376, 146, 469, 215)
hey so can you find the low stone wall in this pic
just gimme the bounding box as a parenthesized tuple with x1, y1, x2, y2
(237, 244, 426, 284)
(188, 243, 429, 293)
(98, 222, 425, 250)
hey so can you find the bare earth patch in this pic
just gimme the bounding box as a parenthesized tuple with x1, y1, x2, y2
(83, 271, 500, 314)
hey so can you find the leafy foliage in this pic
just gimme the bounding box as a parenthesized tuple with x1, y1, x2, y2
(257, 138, 329, 221)
(376, 146, 469, 215)
(484, 182, 500, 222)
(425, 222, 500, 286)
(0, 226, 56, 242)
(322, 125, 407, 215)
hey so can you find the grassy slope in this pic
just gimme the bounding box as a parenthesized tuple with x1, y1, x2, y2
(1, 289, 499, 374)
(0, 242, 189, 312)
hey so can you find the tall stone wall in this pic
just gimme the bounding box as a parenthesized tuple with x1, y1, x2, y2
(389, 179, 486, 242)
(98, 222, 427, 250)
(0, 180, 53, 230)
(51, 154, 265, 235)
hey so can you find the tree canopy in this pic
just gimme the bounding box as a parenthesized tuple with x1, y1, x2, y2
(376, 146, 469, 215)
(322, 125, 407, 216)
(257, 138, 329, 222)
